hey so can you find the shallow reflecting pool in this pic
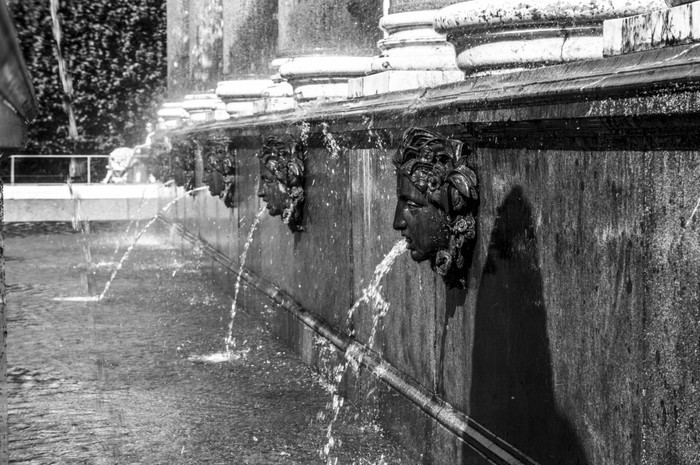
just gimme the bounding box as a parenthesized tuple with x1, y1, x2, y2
(5, 221, 416, 464)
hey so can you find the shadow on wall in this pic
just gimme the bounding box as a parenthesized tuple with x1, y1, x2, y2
(469, 186, 588, 465)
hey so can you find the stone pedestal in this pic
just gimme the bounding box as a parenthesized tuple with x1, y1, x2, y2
(604, 1, 700, 56)
(434, 0, 667, 75)
(157, 102, 189, 130)
(280, 56, 374, 101)
(254, 58, 297, 113)
(349, 3, 464, 98)
(277, 0, 382, 101)
(216, 79, 274, 117)
(181, 94, 227, 123)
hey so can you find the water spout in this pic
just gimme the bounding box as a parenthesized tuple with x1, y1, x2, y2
(224, 206, 266, 355)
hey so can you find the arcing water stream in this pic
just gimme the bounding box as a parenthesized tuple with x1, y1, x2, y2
(54, 186, 209, 302)
(189, 206, 266, 363)
(321, 240, 407, 464)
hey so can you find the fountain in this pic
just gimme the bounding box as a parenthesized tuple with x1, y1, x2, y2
(154, 0, 700, 463)
(5, 0, 700, 462)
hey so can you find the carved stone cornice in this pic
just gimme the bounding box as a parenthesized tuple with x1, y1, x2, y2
(434, 0, 666, 75)
(170, 43, 700, 152)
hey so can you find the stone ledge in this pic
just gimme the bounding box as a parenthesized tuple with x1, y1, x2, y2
(347, 70, 464, 98)
(604, 2, 700, 56)
(170, 43, 700, 135)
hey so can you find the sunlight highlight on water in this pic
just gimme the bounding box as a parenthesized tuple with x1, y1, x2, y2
(224, 206, 266, 355)
(96, 186, 208, 301)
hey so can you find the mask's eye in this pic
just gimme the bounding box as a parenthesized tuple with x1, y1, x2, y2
(406, 200, 421, 210)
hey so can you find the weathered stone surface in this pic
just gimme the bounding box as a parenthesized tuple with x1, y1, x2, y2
(642, 151, 700, 464)
(435, 0, 666, 74)
(604, 2, 700, 56)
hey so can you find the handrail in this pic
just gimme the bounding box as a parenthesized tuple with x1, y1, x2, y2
(9, 154, 110, 185)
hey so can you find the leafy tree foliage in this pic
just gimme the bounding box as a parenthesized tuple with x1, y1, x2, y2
(8, 0, 166, 155)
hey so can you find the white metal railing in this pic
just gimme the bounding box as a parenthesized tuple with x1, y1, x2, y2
(9, 154, 110, 185)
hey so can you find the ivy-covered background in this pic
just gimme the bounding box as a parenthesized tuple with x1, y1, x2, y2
(6, 0, 166, 179)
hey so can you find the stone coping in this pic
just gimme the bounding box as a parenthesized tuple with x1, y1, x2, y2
(434, 0, 667, 32)
(167, 44, 700, 132)
(167, 44, 700, 152)
(216, 79, 275, 99)
(181, 96, 224, 111)
(279, 56, 375, 81)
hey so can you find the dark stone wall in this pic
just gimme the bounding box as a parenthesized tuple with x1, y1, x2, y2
(165, 46, 700, 463)
(235, 147, 354, 328)
(181, 141, 670, 464)
(643, 152, 700, 464)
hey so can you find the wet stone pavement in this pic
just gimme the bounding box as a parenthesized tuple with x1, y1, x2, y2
(5, 222, 417, 464)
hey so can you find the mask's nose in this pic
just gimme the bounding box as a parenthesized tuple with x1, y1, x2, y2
(393, 201, 407, 231)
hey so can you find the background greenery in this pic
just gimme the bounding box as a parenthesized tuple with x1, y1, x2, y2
(6, 0, 166, 179)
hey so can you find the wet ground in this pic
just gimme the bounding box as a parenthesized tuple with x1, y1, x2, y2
(5, 221, 417, 464)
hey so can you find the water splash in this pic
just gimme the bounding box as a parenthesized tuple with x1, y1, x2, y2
(299, 121, 311, 145)
(321, 122, 343, 160)
(50, 0, 78, 140)
(53, 187, 208, 302)
(111, 191, 150, 256)
(320, 240, 407, 464)
(224, 206, 265, 355)
(95, 186, 209, 301)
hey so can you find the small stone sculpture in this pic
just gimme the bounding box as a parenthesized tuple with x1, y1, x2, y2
(393, 128, 478, 289)
(203, 140, 236, 208)
(257, 136, 306, 232)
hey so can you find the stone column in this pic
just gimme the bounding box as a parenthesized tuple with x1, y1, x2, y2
(349, 0, 465, 97)
(277, 0, 383, 101)
(188, 0, 224, 91)
(167, 0, 224, 95)
(434, 0, 667, 76)
(222, 0, 277, 78)
(166, 0, 189, 95)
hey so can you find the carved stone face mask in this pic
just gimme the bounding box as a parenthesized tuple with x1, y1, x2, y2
(393, 173, 451, 263)
(256, 136, 306, 232)
(257, 161, 289, 217)
(392, 128, 479, 289)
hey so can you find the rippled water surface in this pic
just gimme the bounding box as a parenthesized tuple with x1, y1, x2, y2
(5, 221, 416, 464)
